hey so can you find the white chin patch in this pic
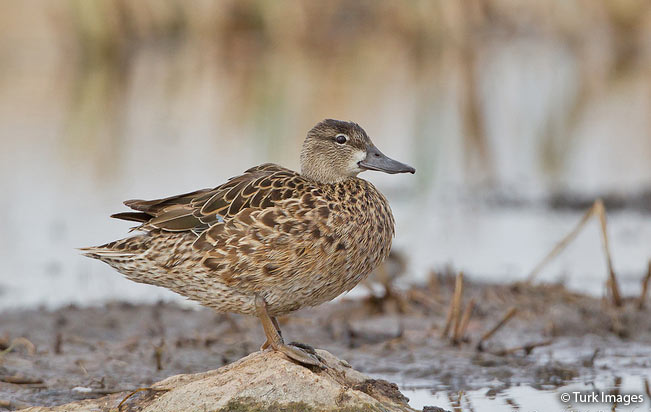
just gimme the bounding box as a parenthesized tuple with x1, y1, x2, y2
(349, 150, 367, 174)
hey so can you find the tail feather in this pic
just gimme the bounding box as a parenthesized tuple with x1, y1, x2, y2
(79, 246, 137, 259)
(80, 237, 147, 260)
(110, 212, 152, 223)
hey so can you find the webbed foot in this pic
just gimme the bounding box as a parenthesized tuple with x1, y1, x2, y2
(255, 295, 325, 369)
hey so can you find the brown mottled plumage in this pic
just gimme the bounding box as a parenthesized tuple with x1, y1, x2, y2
(82, 119, 415, 367)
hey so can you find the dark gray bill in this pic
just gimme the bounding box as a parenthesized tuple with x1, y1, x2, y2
(358, 144, 416, 174)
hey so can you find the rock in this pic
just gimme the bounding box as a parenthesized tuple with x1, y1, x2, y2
(19, 349, 422, 412)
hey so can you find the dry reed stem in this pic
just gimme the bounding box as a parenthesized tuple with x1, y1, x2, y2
(0, 337, 36, 358)
(427, 270, 440, 300)
(526, 203, 595, 284)
(154, 339, 165, 371)
(476, 307, 517, 351)
(118, 388, 152, 411)
(0, 375, 44, 385)
(0, 399, 29, 410)
(585, 348, 600, 367)
(451, 274, 466, 343)
(454, 298, 475, 344)
(441, 272, 464, 339)
(606, 307, 626, 337)
(637, 260, 651, 310)
(594, 200, 622, 306)
(408, 289, 443, 310)
(525, 199, 622, 306)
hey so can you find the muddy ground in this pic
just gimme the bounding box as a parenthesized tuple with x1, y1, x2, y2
(1, 272, 650, 410)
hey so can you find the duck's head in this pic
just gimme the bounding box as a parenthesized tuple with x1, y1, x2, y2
(300, 119, 415, 183)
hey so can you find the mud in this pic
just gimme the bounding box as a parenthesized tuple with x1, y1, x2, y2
(1, 273, 650, 410)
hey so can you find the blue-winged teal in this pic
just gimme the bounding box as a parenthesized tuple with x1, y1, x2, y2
(82, 119, 415, 367)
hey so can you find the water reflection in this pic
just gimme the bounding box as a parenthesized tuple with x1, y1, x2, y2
(0, 1, 650, 309)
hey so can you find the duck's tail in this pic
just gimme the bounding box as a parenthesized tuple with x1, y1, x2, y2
(79, 235, 162, 288)
(79, 236, 145, 261)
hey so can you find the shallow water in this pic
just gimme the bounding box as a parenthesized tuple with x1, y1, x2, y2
(405, 334, 651, 410)
(1, 4, 650, 310)
(404, 374, 651, 412)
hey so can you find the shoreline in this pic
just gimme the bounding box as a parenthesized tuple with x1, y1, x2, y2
(2, 275, 650, 409)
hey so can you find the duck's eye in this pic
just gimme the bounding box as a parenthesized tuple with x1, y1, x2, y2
(334, 134, 347, 144)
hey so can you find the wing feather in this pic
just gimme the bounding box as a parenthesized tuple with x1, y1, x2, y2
(110, 164, 309, 236)
(110, 212, 152, 223)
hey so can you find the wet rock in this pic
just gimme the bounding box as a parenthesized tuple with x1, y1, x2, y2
(19, 349, 421, 412)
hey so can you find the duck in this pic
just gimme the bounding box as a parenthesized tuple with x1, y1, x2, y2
(82, 119, 415, 367)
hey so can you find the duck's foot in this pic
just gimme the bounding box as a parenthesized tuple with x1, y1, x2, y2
(255, 295, 325, 369)
(288, 341, 318, 356)
(276, 343, 324, 368)
(260, 340, 323, 368)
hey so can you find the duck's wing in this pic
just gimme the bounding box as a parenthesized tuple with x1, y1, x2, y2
(191, 178, 338, 293)
(111, 163, 309, 236)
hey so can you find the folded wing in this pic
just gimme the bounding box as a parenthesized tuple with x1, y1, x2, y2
(111, 163, 308, 236)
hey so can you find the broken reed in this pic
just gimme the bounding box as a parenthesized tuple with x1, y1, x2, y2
(441, 272, 475, 344)
(638, 260, 651, 310)
(456, 298, 475, 344)
(440, 272, 519, 349)
(436, 198, 651, 351)
(526, 199, 622, 307)
(441, 272, 464, 340)
(476, 307, 518, 351)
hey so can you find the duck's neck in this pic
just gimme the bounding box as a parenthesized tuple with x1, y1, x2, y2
(300, 167, 358, 184)
(300, 143, 362, 184)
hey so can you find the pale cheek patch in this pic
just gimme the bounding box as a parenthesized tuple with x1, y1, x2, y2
(348, 150, 367, 174)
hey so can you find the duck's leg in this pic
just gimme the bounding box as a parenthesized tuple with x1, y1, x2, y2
(255, 295, 324, 368)
(260, 317, 281, 350)
(268, 313, 319, 356)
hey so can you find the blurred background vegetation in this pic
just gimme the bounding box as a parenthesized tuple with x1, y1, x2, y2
(0, 0, 650, 308)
